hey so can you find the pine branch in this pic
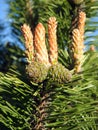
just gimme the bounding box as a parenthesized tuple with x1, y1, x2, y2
(0, 1, 98, 130)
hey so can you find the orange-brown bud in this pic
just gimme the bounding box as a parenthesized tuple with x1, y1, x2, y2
(48, 17, 58, 65)
(78, 11, 86, 46)
(21, 24, 34, 62)
(72, 29, 84, 73)
(34, 23, 50, 66)
(90, 45, 96, 52)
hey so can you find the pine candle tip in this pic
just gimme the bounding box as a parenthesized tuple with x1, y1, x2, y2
(72, 28, 80, 36)
(72, 28, 84, 73)
(21, 23, 34, 62)
(21, 23, 33, 46)
(36, 23, 45, 30)
(21, 23, 27, 28)
(48, 17, 58, 65)
(71, 11, 86, 73)
(34, 22, 50, 66)
(79, 11, 86, 21)
(48, 17, 57, 22)
(78, 11, 86, 36)
(48, 17, 57, 27)
(35, 23, 45, 36)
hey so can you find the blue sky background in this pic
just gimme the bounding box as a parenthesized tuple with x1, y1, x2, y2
(0, 1, 8, 20)
(0, 0, 12, 44)
(0, 0, 24, 48)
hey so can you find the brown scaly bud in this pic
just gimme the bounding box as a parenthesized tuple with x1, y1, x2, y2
(21, 24, 34, 62)
(34, 23, 50, 67)
(78, 11, 86, 47)
(90, 45, 96, 52)
(72, 29, 84, 73)
(48, 17, 58, 65)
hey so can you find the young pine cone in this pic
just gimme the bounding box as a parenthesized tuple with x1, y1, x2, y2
(48, 63, 72, 84)
(26, 61, 48, 83)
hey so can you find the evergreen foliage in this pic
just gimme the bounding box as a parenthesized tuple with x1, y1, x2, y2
(45, 51, 98, 129)
(0, 68, 33, 129)
(0, 0, 98, 129)
(0, 43, 24, 72)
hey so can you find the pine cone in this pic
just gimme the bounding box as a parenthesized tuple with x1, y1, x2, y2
(21, 24, 34, 62)
(48, 17, 58, 65)
(34, 23, 50, 67)
(26, 61, 48, 83)
(48, 63, 72, 84)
